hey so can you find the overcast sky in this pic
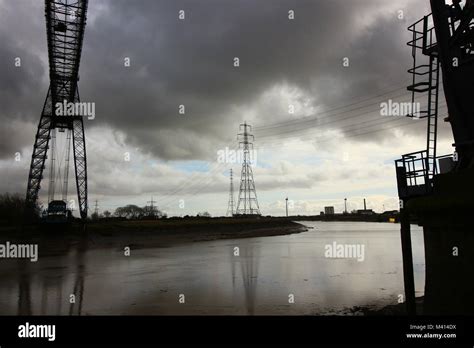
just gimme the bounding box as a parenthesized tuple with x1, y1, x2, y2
(0, 0, 456, 216)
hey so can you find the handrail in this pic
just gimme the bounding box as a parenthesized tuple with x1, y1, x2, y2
(395, 151, 455, 200)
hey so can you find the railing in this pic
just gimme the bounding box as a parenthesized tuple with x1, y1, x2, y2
(407, 14, 437, 55)
(396, 150, 429, 200)
(395, 151, 455, 200)
(407, 14, 439, 120)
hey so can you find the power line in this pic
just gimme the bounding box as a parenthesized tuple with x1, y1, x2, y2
(255, 89, 445, 140)
(254, 95, 447, 145)
(254, 85, 409, 132)
(255, 103, 449, 147)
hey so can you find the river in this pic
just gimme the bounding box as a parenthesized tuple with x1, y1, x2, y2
(0, 221, 425, 315)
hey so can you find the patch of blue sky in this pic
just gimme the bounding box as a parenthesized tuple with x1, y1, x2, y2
(256, 148, 324, 167)
(171, 160, 210, 173)
(383, 158, 398, 165)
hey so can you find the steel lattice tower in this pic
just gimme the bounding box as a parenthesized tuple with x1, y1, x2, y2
(235, 122, 261, 216)
(226, 169, 235, 216)
(26, 0, 89, 219)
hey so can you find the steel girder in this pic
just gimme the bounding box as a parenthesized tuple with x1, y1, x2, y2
(26, 0, 89, 219)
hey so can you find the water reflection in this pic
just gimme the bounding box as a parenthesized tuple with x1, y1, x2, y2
(14, 233, 88, 316)
(2, 222, 425, 315)
(69, 234, 87, 315)
(234, 242, 260, 315)
(17, 259, 32, 315)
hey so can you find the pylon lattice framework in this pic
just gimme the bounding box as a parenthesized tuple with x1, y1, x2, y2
(226, 169, 234, 216)
(235, 122, 261, 216)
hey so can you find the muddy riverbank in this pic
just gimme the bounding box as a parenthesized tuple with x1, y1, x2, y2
(0, 218, 308, 256)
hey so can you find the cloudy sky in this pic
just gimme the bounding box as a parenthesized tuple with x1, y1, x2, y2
(0, 0, 456, 217)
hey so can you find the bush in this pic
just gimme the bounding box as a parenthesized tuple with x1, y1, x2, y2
(0, 193, 39, 225)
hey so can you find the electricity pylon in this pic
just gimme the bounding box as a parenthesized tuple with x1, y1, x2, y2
(235, 122, 261, 216)
(226, 169, 235, 216)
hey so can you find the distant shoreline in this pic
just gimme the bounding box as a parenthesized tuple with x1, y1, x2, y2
(85, 218, 309, 249)
(1, 218, 308, 255)
(291, 213, 400, 223)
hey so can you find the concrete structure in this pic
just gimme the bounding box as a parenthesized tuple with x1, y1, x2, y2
(324, 206, 335, 215)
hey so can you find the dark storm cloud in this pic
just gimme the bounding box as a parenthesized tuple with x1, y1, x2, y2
(0, 0, 46, 158)
(0, 0, 431, 162)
